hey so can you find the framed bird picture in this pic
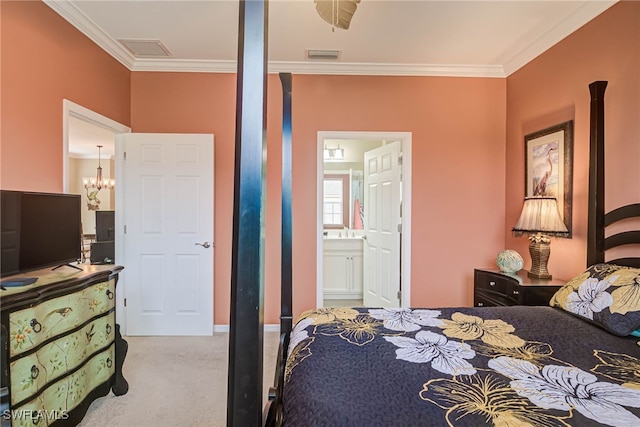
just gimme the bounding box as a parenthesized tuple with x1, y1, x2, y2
(524, 120, 574, 236)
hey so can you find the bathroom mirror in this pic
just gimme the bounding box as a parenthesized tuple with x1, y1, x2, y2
(323, 170, 363, 230)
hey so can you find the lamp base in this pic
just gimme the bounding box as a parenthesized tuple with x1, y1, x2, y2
(527, 270, 552, 280)
(528, 238, 552, 280)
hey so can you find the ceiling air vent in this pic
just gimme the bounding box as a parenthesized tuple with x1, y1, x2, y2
(118, 39, 173, 58)
(306, 49, 341, 61)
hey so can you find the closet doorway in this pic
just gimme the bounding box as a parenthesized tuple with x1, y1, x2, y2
(316, 131, 412, 309)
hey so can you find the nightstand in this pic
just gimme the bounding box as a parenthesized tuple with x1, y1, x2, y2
(474, 269, 566, 307)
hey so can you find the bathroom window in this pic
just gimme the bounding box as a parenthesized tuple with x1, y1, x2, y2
(323, 175, 349, 228)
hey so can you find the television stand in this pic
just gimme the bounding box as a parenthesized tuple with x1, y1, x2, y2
(0, 277, 38, 288)
(1, 265, 127, 426)
(52, 263, 83, 271)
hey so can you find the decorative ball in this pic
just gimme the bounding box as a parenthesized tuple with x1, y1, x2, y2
(496, 250, 524, 273)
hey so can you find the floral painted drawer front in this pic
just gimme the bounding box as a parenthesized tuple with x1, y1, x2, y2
(9, 279, 115, 357)
(10, 344, 115, 427)
(9, 312, 115, 405)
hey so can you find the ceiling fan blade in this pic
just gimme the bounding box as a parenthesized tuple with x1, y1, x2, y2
(315, 0, 361, 30)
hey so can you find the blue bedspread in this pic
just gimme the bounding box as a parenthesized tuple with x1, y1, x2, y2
(283, 306, 640, 426)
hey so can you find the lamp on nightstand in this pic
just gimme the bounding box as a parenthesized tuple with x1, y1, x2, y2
(512, 197, 569, 280)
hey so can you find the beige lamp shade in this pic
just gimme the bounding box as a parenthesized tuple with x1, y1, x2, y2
(512, 197, 569, 237)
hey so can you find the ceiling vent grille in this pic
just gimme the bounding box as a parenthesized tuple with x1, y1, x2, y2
(306, 49, 341, 61)
(118, 39, 173, 58)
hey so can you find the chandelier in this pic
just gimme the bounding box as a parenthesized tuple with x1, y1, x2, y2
(83, 145, 115, 191)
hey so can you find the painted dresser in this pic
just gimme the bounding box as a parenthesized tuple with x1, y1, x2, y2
(0, 265, 128, 426)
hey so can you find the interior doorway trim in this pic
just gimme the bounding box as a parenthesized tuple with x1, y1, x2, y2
(62, 99, 131, 329)
(316, 131, 412, 308)
(62, 100, 131, 192)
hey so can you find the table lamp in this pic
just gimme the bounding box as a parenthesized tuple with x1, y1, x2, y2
(512, 197, 569, 279)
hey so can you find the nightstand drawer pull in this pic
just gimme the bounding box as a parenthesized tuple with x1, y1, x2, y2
(489, 281, 496, 286)
(513, 290, 519, 295)
(106, 289, 114, 300)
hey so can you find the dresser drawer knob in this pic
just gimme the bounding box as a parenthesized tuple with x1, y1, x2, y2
(30, 319, 42, 333)
(31, 410, 41, 425)
(106, 289, 114, 300)
(106, 357, 113, 368)
(106, 324, 112, 334)
(489, 281, 496, 287)
(30, 365, 39, 379)
(513, 290, 519, 295)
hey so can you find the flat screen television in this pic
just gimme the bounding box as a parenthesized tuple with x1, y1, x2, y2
(1, 190, 81, 277)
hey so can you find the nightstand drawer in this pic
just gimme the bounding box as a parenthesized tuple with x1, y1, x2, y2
(474, 270, 507, 295)
(474, 268, 565, 307)
(505, 280, 523, 304)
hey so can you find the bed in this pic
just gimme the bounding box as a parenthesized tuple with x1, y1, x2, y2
(261, 80, 640, 426)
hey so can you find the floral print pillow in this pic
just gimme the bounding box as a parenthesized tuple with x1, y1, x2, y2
(549, 263, 640, 336)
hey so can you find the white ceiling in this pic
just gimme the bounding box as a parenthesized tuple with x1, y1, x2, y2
(58, 0, 617, 153)
(47, 0, 617, 77)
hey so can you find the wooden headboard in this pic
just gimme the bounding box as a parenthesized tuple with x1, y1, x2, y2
(586, 81, 640, 268)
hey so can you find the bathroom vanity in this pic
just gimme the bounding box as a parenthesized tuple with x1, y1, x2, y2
(322, 237, 363, 300)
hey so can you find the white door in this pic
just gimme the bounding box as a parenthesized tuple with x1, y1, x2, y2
(119, 133, 214, 336)
(363, 141, 401, 307)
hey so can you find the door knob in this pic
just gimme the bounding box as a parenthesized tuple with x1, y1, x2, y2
(195, 241, 212, 249)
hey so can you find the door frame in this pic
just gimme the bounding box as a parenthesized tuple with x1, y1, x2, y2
(62, 99, 131, 330)
(316, 131, 412, 308)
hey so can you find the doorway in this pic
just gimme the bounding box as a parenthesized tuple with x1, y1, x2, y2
(316, 131, 412, 308)
(62, 99, 131, 327)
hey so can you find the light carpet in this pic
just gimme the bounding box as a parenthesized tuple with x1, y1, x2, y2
(79, 332, 280, 427)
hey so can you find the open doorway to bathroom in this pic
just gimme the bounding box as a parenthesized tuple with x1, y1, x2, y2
(316, 131, 412, 309)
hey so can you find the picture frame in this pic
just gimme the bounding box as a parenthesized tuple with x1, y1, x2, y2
(524, 120, 574, 236)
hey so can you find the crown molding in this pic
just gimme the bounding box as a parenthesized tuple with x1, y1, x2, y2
(44, 0, 505, 78)
(503, 0, 617, 76)
(43, 0, 136, 69)
(268, 61, 505, 78)
(133, 58, 505, 77)
(131, 58, 238, 73)
(46, 0, 611, 78)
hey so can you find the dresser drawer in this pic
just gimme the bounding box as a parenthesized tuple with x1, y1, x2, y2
(474, 270, 508, 295)
(9, 279, 115, 357)
(11, 343, 115, 427)
(9, 312, 115, 405)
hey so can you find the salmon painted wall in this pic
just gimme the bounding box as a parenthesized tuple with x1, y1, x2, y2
(2, 0, 506, 326)
(292, 75, 506, 316)
(131, 73, 507, 324)
(1, 1, 130, 192)
(505, 1, 640, 279)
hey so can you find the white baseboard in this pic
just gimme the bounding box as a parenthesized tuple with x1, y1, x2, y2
(213, 324, 280, 333)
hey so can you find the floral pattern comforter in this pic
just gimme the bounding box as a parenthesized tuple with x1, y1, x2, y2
(283, 306, 640, 426)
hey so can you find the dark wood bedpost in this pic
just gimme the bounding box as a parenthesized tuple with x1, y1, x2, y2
(280, 72, 293, 339)
(587, 80, 607, 267)
(263, 73, 293, 427)
(227, 1, 268, 426)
